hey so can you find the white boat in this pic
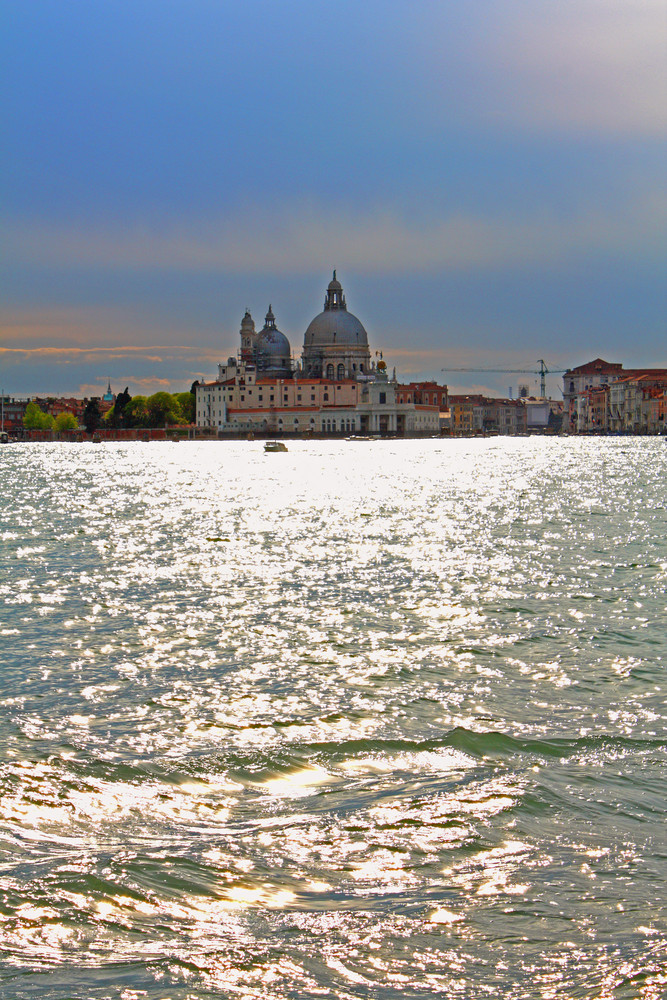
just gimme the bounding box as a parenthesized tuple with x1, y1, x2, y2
(264, 440, 288, 452)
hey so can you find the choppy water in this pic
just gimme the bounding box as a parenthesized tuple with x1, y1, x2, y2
(1, 438, 666, 999)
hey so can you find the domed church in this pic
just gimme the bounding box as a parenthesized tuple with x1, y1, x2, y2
(195, 271, 443, 438)
(302, 272, 371, 379)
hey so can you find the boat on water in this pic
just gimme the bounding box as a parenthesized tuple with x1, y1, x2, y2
(264, 440, 288, 452)
(0, 432, 10, 444)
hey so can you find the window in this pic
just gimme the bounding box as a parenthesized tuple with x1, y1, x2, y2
(379, 392, 386, 404)
(323, 393, 329, 401)
(311, 394, 315, 402)
(337, 364, 345, 379)
(326, 364, 334, 379)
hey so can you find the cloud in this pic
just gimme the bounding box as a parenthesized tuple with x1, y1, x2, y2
(421, 0, 667, 137)
(0, 305, 225, 360)
(5, 189, 665, 277)
(2, 344, 188, 361)
(75, 377, 184, 398)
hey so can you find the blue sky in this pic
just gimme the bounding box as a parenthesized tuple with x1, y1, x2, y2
(2, 0, 665, 399)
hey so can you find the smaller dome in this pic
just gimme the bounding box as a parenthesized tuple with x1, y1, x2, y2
(256, 327, 290, 358)
(255, 305, 292, 374)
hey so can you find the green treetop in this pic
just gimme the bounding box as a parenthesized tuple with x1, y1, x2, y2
(54, 412, 78, 432)
(23, 401, 55, 430)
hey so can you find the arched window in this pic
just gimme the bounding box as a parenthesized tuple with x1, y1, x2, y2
(337, 363, 345, 380)
(326, 363, 334, 379)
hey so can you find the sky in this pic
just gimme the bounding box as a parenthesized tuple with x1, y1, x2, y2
(2, 0, 666, 400)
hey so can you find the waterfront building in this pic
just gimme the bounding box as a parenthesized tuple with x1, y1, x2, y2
(524, 398, 563, 433)
(477, 398, 527, 435)
(395, 382, 448, 409)
(562, 359, 624, 432)
(447, 395, 486, 436)
(563, 359, 667, 434)
(607, 374, 667, 435)
(196, 274, 441, 437)
(0, 396, 28, 433)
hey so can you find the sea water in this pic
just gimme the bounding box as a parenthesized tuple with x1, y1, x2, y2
(0, 437, 665, 999)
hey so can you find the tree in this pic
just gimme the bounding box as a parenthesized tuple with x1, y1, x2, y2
(54, 412, 78, 432)
(23, 401, 55, 430)
(83, 398, 101, 433)
(123, 395, 149, 427)
(114, 387, 132, 427)
(175, 391, 195, 423)
(147, 391, 179, 426)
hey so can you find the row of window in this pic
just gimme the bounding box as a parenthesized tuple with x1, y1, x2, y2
(397, 394, 443, 404)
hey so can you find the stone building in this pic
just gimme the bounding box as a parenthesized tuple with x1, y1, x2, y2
(195, 273, 441, 437)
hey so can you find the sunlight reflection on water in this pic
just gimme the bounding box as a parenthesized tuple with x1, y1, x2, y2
(0, 438, 666, 998)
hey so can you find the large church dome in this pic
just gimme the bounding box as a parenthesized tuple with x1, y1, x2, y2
(304, 273, 369, 349)
(302, 273, 371, 378)
(304, 308, 368, 348)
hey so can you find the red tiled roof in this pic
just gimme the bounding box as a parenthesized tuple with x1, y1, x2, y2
(564, 358, 624, 375)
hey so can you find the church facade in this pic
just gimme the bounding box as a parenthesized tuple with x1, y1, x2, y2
(195, 273, 442, 437)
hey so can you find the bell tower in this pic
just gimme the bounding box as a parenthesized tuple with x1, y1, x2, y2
(239, 309, 256, 362)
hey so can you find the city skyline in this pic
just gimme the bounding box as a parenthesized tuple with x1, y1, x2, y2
(2, 1, 665, 399)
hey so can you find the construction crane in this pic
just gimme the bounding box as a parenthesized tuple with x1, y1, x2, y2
(441, 359, 568, 398)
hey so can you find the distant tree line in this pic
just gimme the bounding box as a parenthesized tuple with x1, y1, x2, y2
(23, 387, 196, 434)
(23, 402, 78, 432)
(103, 388, 195, 429)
